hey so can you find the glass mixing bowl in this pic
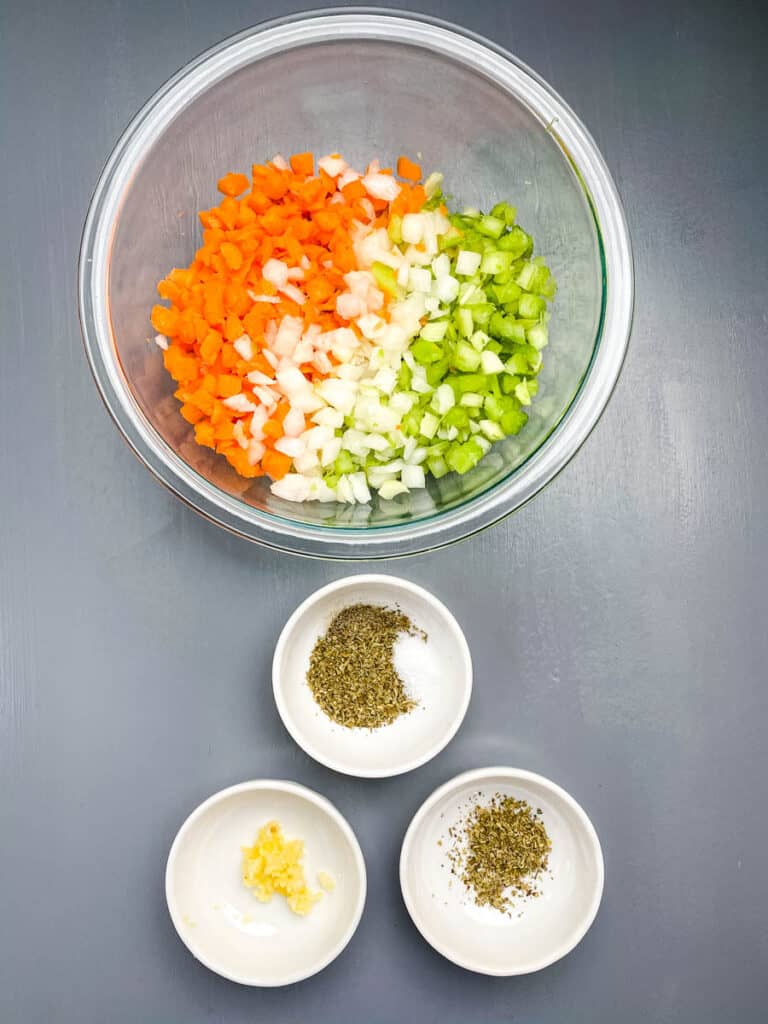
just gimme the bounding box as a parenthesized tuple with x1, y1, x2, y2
(79, 9, 633, 558)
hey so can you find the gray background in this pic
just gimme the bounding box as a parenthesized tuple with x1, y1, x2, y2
(1, 0, 766, 1021)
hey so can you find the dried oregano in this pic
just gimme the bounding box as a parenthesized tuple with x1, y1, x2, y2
(306, 603, 424, 729)
(447, 794, 551, 914)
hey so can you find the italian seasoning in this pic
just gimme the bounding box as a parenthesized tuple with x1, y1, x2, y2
(306, 603, 424, 729)
(447, 794, 551, 914)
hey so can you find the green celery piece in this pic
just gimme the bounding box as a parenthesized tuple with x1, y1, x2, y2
(426, 358, 450, 387)
(454, 307, 474, 338)
(469, 329, 490, 352)
(479, 418, 505, 441)
(515, 379, 532, 406)
(459, 392, 484, 409)
(515, 262, 537, 291)
(443, 406, 470, 431)
(372, 261, 401, 298)
(438, 226, 464, 250)
(387, 214, 403, 245)
(494, 281, 522, 304)
(427, 455, 450, 479)
(480, 250, 514, 275)
(398, 363, 412, 390)
(451, 341, 481, 372)
(422, 190, 444, 211)
(476, 215, 505, 239)
(411, 339, 444, 365)
(323, 473, 340, 489)
(501, 373, 521, 395)
(498, 226, 532, 257)
(493, 270, 514, 285)
(334, 451, 355, 475)
(527, 378, 539, 397)
(491, 201, 517, 226)
(420, 320, 449, 343)
(500, 408, 528, 435)
(448, 372, 487, 395)
(401, 408, 423, 437)
(446, 439, 485, 474)
(518, 293, 546, 318)
(468, 303, 494, 327)
(489, 311, 525, 342)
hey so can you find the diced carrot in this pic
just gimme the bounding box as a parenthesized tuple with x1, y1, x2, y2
(289, 152, 314, 177)
(341, 179, 366, 202)
(224, 315, 244, 342)
(180, 402, 204, 424)
(220, 242, 243, 270)
(217, 172, 250, 197)
(200, 330, 222, 365)
(194, 421, 216, 448)
(216, 374, 241, 398)
(151, 305, 179, 335)
(262, 449, 292, 480)
(397, 156, 422, 182)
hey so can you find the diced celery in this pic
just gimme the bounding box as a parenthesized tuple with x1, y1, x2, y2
(501, 373, 521, 395)
(438, 226, 463, 250)
(501, 408, 528, 434)
(372, 261, 400, 297)
(451, 341, 481, 372)
(498, 226, 532, 257)
(480, 250, 514, 275)
(468, 303, 494, 326)
(334, 451, 355, 475)
(412, 339, 444, 365)
(515, 379, 532, 406)
(424, 172, 444, 198)
(443, 406, 470, 431)
(480, 350, 505, 374)
(425, 358, 450, 387)
(493, 281, 522, 305)
(527, 323, 549, 350)
(446, 439, 485, 474)
(398, 363, 412, 390)
(491, 201, 517, 225)
(420, 320, 449, 343)
(387, 214, 403, 245)
(476, 215, 505, 239)
(479, 418, 505, 441)
(427, 455, 449, 479)
(518, 294, 546, 318)
(450, 373, 487, 395)
(469, 329, 490, 352)
(459, 392, 484, 409)
(454, 307, 474, 338)
(489, 312, 526, 343)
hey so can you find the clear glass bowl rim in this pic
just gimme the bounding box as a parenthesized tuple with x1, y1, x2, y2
(78, 6, 634, 559)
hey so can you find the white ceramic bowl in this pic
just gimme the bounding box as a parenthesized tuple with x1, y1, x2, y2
(273, 575, 472, 778)
(400, 767, 604, 975)
(165, 780, 366, 986)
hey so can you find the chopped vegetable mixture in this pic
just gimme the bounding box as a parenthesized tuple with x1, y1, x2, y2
(151, 152, 555, 503)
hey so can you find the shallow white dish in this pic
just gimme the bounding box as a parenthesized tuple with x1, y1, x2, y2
(272, 575, 472, 777)
(400, 767, 604, 975)
(165, 780, 366, 986)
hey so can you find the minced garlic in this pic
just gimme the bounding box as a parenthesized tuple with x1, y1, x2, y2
(241, 820, 321, 916)
(317, 870, 336, 892)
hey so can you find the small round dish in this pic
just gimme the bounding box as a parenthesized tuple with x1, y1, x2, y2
(400, 767, 604, 975)
(165, 779, 366, 986)
(273, 575, 472, 778)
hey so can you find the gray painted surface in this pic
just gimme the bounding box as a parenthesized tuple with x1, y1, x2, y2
(1, 1, 766, 1021)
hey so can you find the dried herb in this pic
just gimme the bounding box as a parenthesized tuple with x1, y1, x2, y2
(447, 794, 551, 914)
(306, 603, 423, 729)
